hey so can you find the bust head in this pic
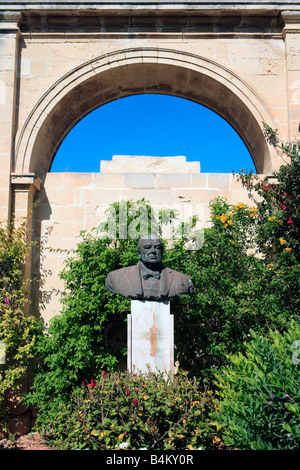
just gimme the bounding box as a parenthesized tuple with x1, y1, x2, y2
(137, 234, 164, 269)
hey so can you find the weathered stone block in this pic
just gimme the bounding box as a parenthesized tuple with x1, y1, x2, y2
(100, 155, 200, 173)
(155, 173, 192, 189)
(125, 173, 155, 189)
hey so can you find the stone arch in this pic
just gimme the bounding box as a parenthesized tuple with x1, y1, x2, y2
(14, 47, 279, 177)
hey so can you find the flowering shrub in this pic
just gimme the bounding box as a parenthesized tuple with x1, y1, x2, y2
(237, 125, 300, 261)
(48, 369, 216, 450)
(212, 320, 300, 450)
(0, 221, 42, 432)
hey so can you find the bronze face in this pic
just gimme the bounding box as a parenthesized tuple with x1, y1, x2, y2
(137, 238, 163, 267)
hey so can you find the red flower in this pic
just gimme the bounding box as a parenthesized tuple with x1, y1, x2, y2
(133, 399, 138, 406)
(102, 370, 105, 378)
(126, 387, 130, 396)
(87, 379, 96, 389)
(287, 218, 293, 224)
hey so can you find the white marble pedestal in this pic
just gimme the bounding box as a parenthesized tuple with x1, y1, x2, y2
(127, 300, 174, 374)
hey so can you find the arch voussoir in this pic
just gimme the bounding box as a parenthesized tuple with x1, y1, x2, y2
(14, 47, 278, 177)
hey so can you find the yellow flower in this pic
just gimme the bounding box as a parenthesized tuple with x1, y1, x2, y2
(229, 240, 235, 244)
(118, 433, 124, 440)
(279, 238, 287, 245)
(213, 436, 221, 445)
(220, 214, 227, 224)
(227, 219, 233, 226)
(268, 216, 276, 222)
(187, 445, 194, 450)
(228, 212, 234, 217)
(238, 202, 247, 209)
(101, 431, 106, 438)
(285, 247, 292, 252)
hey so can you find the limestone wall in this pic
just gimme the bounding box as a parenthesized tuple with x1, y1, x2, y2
(0, 4, 298, 322)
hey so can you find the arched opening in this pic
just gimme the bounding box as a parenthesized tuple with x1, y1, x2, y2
(50, 94, 255, 174)
(14, 47, 278, 178)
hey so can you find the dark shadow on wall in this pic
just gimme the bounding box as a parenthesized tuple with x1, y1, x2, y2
(30, 186, 65, 323)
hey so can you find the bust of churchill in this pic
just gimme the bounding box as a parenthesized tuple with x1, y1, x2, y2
(105, 234, 194, 300)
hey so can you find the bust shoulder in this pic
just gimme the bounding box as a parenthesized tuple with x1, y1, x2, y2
(164, 266, 189, 279)
(108, 264, 139, 277)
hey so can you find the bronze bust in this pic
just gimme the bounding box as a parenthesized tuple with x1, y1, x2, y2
(105, 235, 194, 300)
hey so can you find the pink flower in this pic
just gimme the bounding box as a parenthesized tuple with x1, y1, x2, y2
(4, 298, 11, 306)
(102, 370, 105, 377)
(126, 387, 130, 396)
(287, 218, 293, 224)
(133, 399, 138, 406)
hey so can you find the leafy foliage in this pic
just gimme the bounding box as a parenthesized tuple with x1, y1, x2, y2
(237, 125, 300, 261)
(212, 320, 300, 450)
(0, 221, 42, 431)
(49, 368, 216, 450)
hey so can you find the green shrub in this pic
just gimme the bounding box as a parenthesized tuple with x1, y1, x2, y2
(237, 125, 300, 261)
(0, 220, 42, 431)
(49, 368, 216, 450)
(212, 320, 300, 450)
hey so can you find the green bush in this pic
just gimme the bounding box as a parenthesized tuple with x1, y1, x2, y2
(0, 220, 42, 432)
(237, 124, 300, 261)
(212, 320, 300, 450)
(49, 368, 216, 450)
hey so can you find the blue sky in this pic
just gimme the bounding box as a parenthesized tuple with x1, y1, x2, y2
(51, 94, 255, 173)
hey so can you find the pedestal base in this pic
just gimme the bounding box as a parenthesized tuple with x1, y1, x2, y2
(128, 300, 174, 374)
